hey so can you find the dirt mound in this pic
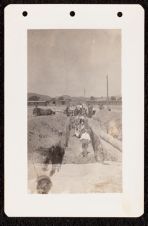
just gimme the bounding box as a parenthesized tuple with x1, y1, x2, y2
(28, 113, 69, 159)
(93, 109, 122, 140)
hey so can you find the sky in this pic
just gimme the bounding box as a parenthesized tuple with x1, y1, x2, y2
(28, 29, 121, 97)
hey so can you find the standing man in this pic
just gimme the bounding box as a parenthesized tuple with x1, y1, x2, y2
(80, 128, 91, 157)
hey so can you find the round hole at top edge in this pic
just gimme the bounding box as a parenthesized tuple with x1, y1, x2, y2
(70, 11, 75, 17)
(117, 12, 123, 17)
(22, 11, 28, 17)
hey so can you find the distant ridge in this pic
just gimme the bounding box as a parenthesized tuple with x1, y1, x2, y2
(28, 93, 122, 102)
(28, 93, 51, 101)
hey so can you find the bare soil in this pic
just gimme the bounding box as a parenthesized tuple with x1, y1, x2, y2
(93, 108, 122, 140)
(28, 106, 122, 193)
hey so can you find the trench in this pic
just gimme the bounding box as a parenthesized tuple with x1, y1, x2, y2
(28, 112, 122, 193)
(63, 116, 122, 164)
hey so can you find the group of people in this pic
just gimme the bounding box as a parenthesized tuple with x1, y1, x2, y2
(65, 103, 95, 118)
(65, 103, 96, 157)
(65, 103, 87, 116)
(73, 115, 91, 157)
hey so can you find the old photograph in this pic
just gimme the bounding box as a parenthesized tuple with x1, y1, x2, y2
(27, 29, 122, 194)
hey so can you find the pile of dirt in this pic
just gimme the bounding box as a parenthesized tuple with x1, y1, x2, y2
(28, 113, 69, 161)
(93, 109, 122, 140)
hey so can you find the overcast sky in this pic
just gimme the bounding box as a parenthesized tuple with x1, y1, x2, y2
(28, 29, 121, 97)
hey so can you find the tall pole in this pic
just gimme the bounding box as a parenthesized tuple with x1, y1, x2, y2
(106, 75, 109, 108)
(84, 88, 85, 98)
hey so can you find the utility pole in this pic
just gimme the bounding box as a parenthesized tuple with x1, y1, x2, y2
(106, 75, 109, 109)
(84, 88, 85, 98)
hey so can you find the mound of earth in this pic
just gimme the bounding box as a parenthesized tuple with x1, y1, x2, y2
(93, 109, 122, 140)
(28, 113, 69, 160)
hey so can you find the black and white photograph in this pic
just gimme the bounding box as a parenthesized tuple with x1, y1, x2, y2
(27, 29, 122, 194)
(4, 4, 144, 217)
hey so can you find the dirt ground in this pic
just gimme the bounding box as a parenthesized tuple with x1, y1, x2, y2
(93, 108, 122, 140)
(28, 105, 122, 193)
(28, 162, 122, 193)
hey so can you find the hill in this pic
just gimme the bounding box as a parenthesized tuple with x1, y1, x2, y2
(28, 93, 51, 101)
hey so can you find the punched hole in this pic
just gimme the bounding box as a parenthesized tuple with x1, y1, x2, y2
(22, 11, 28, 17)
(117, 12, 123, 17)
(70, 11, 75, 17)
